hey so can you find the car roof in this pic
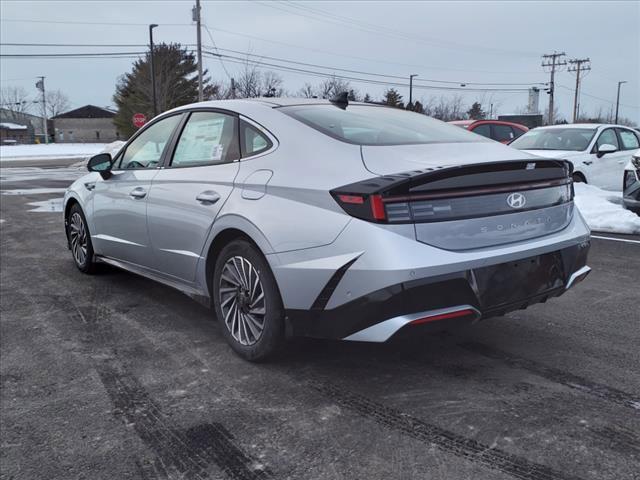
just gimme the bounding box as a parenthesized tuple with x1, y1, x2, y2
(535, 123, 633, 130)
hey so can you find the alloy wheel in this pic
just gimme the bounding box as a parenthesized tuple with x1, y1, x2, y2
(219, 256, 266, 346)
(69, 212, 88, 266)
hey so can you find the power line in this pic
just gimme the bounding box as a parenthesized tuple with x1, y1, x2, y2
(207, 25, 542, 75)
(1, 42, 545, 87)
(557, 85, 639, 110)
(0, 18, 190, 27)
(203, 50, 530, 93)
(258, 0, 540, 58)
(1, 52, 146, 58)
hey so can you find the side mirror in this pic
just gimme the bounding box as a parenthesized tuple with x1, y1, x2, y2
(597, 143, 617, 158)
(88, 153, 112, 179)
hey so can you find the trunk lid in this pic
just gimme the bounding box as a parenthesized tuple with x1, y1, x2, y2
(333, 144, 574, 250)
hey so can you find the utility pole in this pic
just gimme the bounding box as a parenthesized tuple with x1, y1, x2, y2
(541, 52, 566, 125)
(193, 0, 204, 102)
(409, 74, 418, 108)
(35, 76, 48, 144)
(568, 58, 591, 122)
(615, 80, 627, 124)
(149, 24, 158, 116)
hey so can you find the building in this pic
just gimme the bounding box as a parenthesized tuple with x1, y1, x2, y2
(53, 105, 120, 143)
(0, 108, 50, 143)
(0, 122, 31, 144)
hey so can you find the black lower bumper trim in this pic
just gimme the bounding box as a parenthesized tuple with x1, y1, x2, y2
(285, 241, 590, 340)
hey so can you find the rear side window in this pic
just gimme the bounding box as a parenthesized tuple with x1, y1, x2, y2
(171, 111, 239, 167)
(618, 129, 640, 150)
(493, 124, 515, 142)
(471, 124, 491, 139)
(240, 120, 273, 157)
(281, 104, 487, 146)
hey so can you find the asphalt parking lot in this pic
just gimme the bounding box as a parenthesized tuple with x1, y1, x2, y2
(1, 161, 639, 480)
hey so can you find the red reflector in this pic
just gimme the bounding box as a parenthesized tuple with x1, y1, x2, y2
(370, 194, 386, 220)
(409, 308, 476, 326)
(338, 194, 364, 204)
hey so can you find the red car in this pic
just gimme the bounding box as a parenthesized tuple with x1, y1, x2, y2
(448, 120, 529, 144)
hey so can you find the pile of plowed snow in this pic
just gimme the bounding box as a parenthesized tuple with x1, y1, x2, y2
(574, 183, 640, 235)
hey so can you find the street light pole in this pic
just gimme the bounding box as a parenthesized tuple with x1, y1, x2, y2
(615, 81, 627, 124)
(149, 24, 158, 117)
(409, 74, 418, 107)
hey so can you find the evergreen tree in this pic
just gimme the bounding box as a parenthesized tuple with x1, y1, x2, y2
(467, 101, 486, 120)
(382, 88, 404, 108)
(113, 43, 217, 138)
(363, 93, 372, 103)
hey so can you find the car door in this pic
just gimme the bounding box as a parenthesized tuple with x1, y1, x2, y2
(91, 114, 183, 267)
(588, 128, 627, 190)
(145, 110, 241, 282)
(616, 128, 640, 189)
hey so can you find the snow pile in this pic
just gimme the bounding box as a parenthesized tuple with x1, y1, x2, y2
(574, 183, 640, 235)
(0, 143, 109, 161)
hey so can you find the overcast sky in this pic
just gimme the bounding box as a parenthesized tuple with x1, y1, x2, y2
(1, 0, 638, 123)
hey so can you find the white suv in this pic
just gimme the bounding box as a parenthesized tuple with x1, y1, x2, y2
(510, 124, 640, 191)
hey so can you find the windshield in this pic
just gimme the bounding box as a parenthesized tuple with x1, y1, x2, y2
(280, 104, 489, 146)
(510, 127, 596, 152)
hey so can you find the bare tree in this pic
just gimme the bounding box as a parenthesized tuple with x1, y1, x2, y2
(262, 71, 284, 97)
(45, 89, 71, 118)
(236, 60, 262, 98)
(298, 83, 315, 98)
(317, 75, 351, 99)
(0, 86, 34, 119)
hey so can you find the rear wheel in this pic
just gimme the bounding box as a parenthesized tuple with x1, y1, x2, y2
(67, 204, 96, 273)
(212, 240, 285, 361)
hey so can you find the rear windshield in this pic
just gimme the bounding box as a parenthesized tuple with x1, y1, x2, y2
(510, 128, 596, 152)
(280, 104, 489, 146)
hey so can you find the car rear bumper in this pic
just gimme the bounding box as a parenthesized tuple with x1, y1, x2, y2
(285, 241, 590, 341)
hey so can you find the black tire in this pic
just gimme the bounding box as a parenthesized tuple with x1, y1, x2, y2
(572, 172, 586, 183)
(66, 203, 96, 274)
(212, 240, 285, 361)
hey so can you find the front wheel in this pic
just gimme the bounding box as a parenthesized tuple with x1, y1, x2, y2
(212, 240, 285, 361)
(66, 204, 96, 274)
(572, 173, 586, 183)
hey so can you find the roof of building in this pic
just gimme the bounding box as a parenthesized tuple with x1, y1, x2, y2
(53, 105, 116, 119)
(0, 122, 28, 130)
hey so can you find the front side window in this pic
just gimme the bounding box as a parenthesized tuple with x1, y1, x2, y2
(596, 128, 619, 149)
(471, 123, 491, 139)
(240, 120, 272, 157)
(618, 129, 640, 150)
(510, 128, 596, 151)
(171, 111, 239, 167)
(119, 114, 182, 169)
(281, 105, 487, 146)
(493, 124, 514, 142)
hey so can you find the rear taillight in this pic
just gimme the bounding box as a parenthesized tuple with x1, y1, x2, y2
(332, 193, 387, 222)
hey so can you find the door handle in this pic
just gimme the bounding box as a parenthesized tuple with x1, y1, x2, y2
(196, 190, 221, 205)
(129, 187, 147, 199)
(583, 161, 592, 165)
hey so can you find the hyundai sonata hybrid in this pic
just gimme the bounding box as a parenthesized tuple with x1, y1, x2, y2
(64, 97, 591, 360)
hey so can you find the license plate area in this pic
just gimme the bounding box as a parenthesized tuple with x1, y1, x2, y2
(474, 252, 565, 309)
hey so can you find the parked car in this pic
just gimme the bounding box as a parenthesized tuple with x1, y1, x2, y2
(509, 124, 640, 191)
(448, 119, 528, 143)
(64, 98, 591, 361)
(623, 149, 640, 213)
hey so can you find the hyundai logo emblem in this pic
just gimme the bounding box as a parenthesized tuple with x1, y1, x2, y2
(507, 192, 526, 209)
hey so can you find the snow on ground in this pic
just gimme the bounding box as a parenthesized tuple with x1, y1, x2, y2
(574, 183, 640, 235)
(0, 143, 109, 161)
